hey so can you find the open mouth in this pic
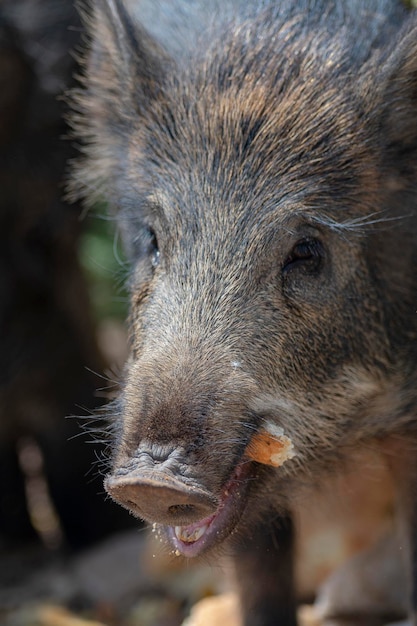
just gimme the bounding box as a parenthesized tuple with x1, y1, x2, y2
(165, 460, 254, 557)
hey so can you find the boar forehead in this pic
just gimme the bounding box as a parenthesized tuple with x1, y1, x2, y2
(124, 38, 378, 239)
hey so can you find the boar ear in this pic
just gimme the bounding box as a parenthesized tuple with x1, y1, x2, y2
(378, 23, 417, 182)
(68, 0, 171, 205)
(87, 0, 169, 105)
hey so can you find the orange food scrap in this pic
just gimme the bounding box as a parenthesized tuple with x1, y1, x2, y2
(246, 424, 295, 467)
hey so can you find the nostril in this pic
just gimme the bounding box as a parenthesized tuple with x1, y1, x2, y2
(168, 503, 196, 517)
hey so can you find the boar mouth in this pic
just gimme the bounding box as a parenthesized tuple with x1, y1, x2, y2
(106, 445, 257, 558)
(165, 459, 254, 558)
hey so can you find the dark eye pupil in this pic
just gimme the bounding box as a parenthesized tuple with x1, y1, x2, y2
(283, 238, 323, 273)
(293, 241, 315, 260)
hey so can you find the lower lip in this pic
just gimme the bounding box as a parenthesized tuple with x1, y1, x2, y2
(165, 460, 253, 557)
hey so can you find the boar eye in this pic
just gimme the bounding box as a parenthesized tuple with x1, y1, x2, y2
(283, 238, 323, 274)
(146, 227, 160, 269)
(132, 226, 159, 268)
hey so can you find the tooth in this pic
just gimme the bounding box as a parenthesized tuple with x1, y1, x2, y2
(174, 524, 208, 543)
(191, 525, 208, 542)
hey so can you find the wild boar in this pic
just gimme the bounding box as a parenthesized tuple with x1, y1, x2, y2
(71, 0, 417, 623)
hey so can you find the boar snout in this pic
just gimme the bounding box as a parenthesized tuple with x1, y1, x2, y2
(105, 474, 219, 525)
(104, 365, 261, 555)
(105, 444, 219, 525)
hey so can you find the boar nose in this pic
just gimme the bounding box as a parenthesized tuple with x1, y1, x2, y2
(105, 474, 218, 525)
(105, 446, 218, 525)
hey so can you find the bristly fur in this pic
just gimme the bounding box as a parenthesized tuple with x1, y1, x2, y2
(67, 0, 413, 215)
(70, 1, 417, 623)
